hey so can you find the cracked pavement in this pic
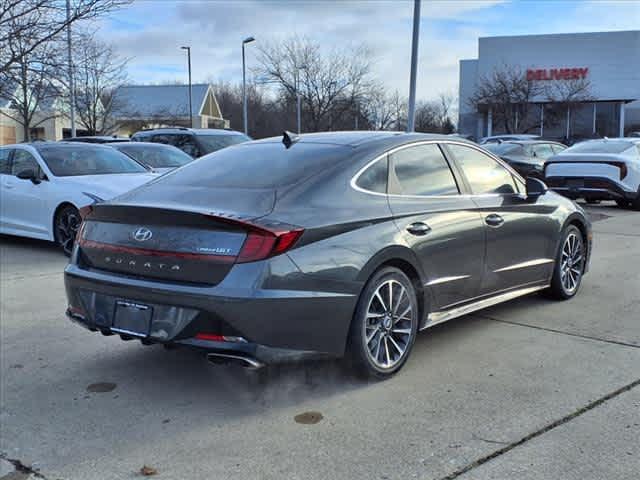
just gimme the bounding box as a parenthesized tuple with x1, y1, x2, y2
(1, 202, 639, 479)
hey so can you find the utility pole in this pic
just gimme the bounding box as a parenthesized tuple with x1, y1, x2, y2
(181, 46, 193, 127)
(406, 0, 421, 132)
(65, 0, 76, 138)
(242, 36, 255, 135)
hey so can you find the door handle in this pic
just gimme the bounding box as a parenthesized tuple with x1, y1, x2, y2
(485, 213, 504, 228)
(406, 222, 431, 236)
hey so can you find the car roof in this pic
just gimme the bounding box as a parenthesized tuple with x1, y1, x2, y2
(132, 128, 245, 136)
(496, 140, 565, 146)
(107, 141, 178, 147)
(251, 131, 459, 148)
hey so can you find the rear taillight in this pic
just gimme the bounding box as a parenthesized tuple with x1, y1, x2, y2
(237, 227, 304, 263)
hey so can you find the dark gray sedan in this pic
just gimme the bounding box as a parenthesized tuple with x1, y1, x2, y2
(64, 132, 591, 378)
(484, 140, 567, 179)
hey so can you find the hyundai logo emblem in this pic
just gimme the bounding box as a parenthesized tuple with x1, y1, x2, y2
(133, 227, 153, 242)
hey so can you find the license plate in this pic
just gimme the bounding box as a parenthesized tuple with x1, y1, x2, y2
(567, 179, 584, 189)
(112, 301, 152, 337)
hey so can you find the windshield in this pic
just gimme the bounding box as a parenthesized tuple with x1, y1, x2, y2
(114, 144, 193, 168)
(196, 134, 250, 154)
(484, 143, 524, 156)
(36, 144, 148, 176)
(565, 140, 633, 154)
(159, 142, 349, 189)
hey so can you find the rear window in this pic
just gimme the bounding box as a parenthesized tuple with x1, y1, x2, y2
(196, 134, 251, 154)
(159, 142, 349, 189)
(565, 141, 633, 154)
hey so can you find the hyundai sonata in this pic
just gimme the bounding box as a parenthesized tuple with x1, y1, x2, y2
(65, 132, 591, 378)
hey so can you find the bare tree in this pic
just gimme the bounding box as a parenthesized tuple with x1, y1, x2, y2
(468, 64, 593, 136)
(0, 39, 63, 141)
(414, 97, 456, 134)
(468, 64, 543, 134)
(256, 37, 376, 132)
(0, 0, 130, 77)
(65, 32, 129, 134)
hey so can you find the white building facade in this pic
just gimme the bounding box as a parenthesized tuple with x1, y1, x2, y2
(459, 30, 640, 141)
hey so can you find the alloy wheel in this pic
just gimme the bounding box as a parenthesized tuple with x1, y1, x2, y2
(560, 232, 583, 294)
(56, 208, 81, 255)
(363, 279, 414, 370)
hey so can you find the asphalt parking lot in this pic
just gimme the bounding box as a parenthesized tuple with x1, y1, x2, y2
(1, 202, 639, 480)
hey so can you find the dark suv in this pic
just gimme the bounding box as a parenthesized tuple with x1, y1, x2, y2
(131, 128, 250, 158)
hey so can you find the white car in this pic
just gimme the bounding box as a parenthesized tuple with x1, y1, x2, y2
(0, 142, 157, 254)
(544, 138, 640, 210)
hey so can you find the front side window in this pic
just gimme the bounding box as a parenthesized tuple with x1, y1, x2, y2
(36, 145, 147, 176)
(447, 144, 517, 195)
(390, 144, 459, 196)
(356, 156, 388, 194)
(0, 149, 11, 174)
(11, 150, 41, 177)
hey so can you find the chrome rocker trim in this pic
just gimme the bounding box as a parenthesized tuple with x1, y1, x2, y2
(423, 284, 549, 330)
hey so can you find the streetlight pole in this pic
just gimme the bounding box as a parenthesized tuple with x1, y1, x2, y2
(242, 36, 255, 136)
(296, 65, 306, 134)
(406, 0, 421, 132)
(65, 0, 76, 137)
(181, 46, 193, 128)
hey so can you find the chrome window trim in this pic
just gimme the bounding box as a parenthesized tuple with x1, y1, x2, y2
(493, 258, 555, 273)
(350, 139, 526, 199)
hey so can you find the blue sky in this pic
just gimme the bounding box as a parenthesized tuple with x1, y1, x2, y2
(94, 0, 640, 101)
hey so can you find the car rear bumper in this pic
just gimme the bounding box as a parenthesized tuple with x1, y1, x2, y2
(64, 263, 358, 362)
(545, 176, 636, 201)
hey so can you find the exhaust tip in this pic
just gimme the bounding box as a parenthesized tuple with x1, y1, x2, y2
(207, 352, 264, 369)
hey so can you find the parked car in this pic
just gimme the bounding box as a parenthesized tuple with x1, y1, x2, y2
(544, 138, 640, 209)
(65, 135, 130, 144)
(484, 140, 567, 178)
(108, 141, 193, 174)
(0, 142, 157, 255)
(131, 127, 250, 158)
(479, 134, 541, 144)
(65, 132, 591, 379)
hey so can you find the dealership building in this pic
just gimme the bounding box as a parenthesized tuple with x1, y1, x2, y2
(458, 30, 640, 140)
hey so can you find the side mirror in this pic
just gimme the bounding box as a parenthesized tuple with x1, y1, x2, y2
(16, 169, 40, 184)
(526, 177, 548, 199)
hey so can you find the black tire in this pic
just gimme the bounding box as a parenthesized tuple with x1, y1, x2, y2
(631, 191, 640, 211)
(54, 205, 81, 257)
(615, 199, 629, 208)
(547, 225, 586, 300)
(346, 266, 419, 379)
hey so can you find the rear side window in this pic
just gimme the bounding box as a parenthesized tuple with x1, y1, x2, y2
(447, 144, 517, 195)
(0, 149, 11, 174)
(390, 144, 459, 196)
(356, 156, 388, 193)
(532, 144, 555, 160)
(157, 142, 350, 189)
(551, 144, 566, 154)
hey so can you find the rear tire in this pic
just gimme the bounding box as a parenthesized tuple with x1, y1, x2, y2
(346, 267, 419, 379)
(547, 225, 585, 300)
(631, 191, 640, 211)
(54, 205, 81, 257)
(615, 199, 629, 208)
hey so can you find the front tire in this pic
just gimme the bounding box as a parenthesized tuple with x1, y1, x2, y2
(615, 199, 629, 208)
(347, 267, 419, 379)
(54, 205, 81, 256)
(548, 225, 585, 300)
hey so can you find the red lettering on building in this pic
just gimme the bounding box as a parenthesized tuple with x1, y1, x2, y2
(526, 67, 589, 81)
